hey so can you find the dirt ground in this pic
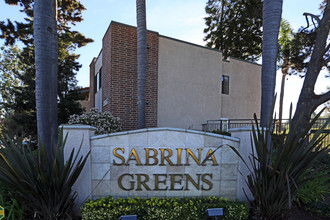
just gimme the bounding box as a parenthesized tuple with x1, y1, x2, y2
(247, 205, 330, 220)
(287, 206, 330, 220)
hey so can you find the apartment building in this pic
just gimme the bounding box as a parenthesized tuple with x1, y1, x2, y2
(89, 21, 261, 131)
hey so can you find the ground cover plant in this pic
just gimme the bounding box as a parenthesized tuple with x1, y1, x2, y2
(81, 196, 249, 220)
(0, 130, 89, 219)
(294, 154, 330, 217)
(0, 182, 24, 220)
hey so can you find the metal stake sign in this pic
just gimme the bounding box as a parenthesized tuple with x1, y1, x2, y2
(0, 206, 4, 219)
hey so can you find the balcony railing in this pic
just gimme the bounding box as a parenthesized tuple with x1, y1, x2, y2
(202, 118, 329, 132)
(202, 118, 329, 148)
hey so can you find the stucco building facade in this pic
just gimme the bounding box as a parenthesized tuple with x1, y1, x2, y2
(89, 21, 261, 131)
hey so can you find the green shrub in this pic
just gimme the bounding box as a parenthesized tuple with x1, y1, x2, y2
(68, 108, 121, 135)
(211, 129, 231, 136)
(303, 200, 330, 217)
(294, 154, 330, 217)
(81, 196, 249, 220)
(295, 170, 330, 205)
(0, 130, 90, 219)
(0, 182, 24, 220)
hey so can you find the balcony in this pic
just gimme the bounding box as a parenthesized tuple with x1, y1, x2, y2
(202, 118, 329, 147)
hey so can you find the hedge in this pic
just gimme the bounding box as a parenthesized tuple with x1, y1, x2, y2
(81, 196, 249, 220)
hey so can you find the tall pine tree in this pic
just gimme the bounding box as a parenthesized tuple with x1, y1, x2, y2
(0, 0, 93, 140)
(204, 0, 263, 62)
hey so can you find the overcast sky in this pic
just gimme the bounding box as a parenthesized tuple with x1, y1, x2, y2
(0, 0, 328, 118)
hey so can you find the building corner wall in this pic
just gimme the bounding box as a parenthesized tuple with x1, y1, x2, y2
(221, 58, 261, 119)
(101, 22, 159, 130)
(157, 37, 223, 130)
(89, 58, 96, 110)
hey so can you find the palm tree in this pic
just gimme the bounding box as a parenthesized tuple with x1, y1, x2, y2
(136, 0, 147, 129)
(260, 0, 283, 127)
(34, 0, 58, 157)
(278, 19, 293, 131)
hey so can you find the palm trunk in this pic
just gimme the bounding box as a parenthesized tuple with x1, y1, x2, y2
(136, 0, 147, 129)
(278, 57, 289, 131)
(260, 0, 283, 127)
(34, 0, 58, 156)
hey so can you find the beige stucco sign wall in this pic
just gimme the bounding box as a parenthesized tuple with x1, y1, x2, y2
(62, 125, 252, 209)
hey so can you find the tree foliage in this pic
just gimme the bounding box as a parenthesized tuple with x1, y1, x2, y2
(275, 2, 330, 130)
(0, 0, 93, 139)
(277, 19, 294, 129)
(291, 0, 330, 132)
(283, 0, 329, 78)
(0, 45, 36, 139)
(0, 45, 23, 114)
(289, 27, 318, 76)
(278, 20, 294, 68)
(203, 0, 263, 62)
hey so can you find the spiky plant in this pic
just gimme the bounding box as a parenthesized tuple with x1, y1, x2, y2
(0, 130, 89, 219)
(230, 107, 329, 219)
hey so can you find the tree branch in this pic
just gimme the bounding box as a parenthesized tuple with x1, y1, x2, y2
(303, 13, 321, 29)
(323, 43, 330, 57)
(4, 0, 19, 5)
(315, 90, 330, 107)
(323, 56, 330, 65)
(322, 43, 330, 66)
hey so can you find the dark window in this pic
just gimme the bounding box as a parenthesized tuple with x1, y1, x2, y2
(94, 67, 102, 93)
(222, 75, 229, 94)
(99, 67, 102, 89)
(94, 74, 97, 94)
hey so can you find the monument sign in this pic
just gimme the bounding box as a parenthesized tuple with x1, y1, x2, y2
(89, 127, 240, 199)
(62, 126, 246, 208)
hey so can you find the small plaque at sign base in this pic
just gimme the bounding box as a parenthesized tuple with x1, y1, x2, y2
(0, 206, 4, 219)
